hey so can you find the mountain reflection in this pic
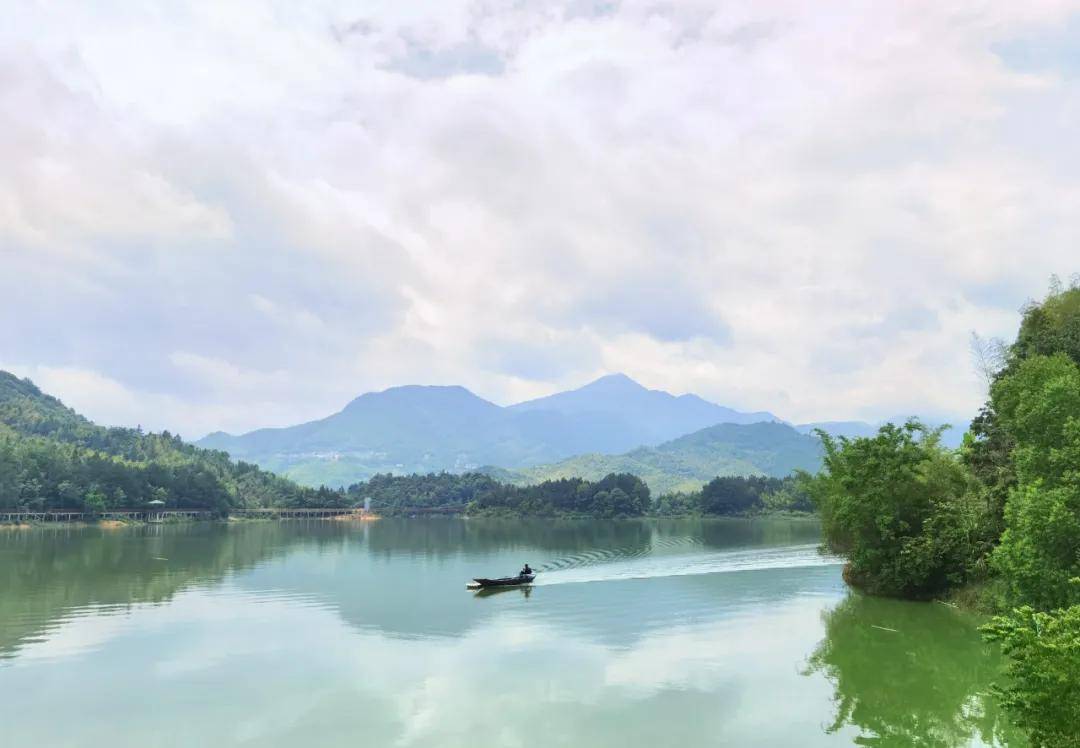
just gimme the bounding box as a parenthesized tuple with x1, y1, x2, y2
(0, 518, 824, 658)
(2, 520, 1026, 747)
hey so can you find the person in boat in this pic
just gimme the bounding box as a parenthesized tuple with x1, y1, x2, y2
(520, 563, 533, 577)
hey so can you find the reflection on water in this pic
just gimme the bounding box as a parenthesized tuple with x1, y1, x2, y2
(805, 595, 1023, 747)
(0, 519, 1016, 747)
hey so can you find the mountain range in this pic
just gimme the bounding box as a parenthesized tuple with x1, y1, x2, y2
(197, 374, 787, 487)
(196, 372, 961, 489)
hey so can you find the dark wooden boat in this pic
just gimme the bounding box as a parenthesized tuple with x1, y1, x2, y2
(467, 574, 535, 589)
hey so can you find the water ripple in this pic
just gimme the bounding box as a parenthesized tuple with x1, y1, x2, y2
(535, 543, 842, 586)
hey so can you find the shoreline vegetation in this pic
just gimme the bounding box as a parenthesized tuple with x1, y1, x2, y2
(807, 279, 1080, 747)
(340, 471, 811, 519)
(0, 510, 811, 529)
(0, 509, 381, 528)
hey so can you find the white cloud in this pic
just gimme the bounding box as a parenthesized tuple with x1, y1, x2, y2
(4, 0, 1080, 435)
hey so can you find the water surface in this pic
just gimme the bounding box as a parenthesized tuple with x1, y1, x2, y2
(0, 519, 1020, 746)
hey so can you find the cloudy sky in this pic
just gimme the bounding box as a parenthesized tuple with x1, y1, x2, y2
(3, 1, 1080, 438)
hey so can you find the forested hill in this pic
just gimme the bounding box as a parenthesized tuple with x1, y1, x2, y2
(345, 471, 651, 518)
(0, 371, 343, 513)
(494, 421, 823, 495)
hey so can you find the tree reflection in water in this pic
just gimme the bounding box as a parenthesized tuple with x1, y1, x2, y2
(805, 594, 1024, 747)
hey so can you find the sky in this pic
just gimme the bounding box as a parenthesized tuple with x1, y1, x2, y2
(3, 0, 1080, 439)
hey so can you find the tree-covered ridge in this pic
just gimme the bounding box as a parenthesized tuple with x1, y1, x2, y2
(653, 475, 812, 516)
(805, 280, 1080, 745)
(498, 421, 823, 496)
(346, 472, 651, 518)
(0, 370, 344, 513)
(345, 470, 806, 518)
(345, 472, 504, 514)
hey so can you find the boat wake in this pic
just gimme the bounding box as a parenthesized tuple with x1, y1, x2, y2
(533, 543, 842, 586)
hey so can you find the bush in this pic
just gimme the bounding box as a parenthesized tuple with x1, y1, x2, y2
(808, 421, 987, 598)
(982, 601, 1080, 748)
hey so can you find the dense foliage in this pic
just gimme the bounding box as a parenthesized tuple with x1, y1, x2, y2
(807, 422, 987, 597)
(974, 286, 1080, 744)
(0, 371, 343, 513)
(982, 601, 1080, 748)
(990, 353, 1080, 609)
(652, 475, 811, 516)
(347, 471, 651, 518)
(471, 473, 651, 518)
(345, 472, 504, 514)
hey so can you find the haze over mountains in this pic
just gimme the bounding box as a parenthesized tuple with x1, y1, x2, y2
(490, 421, 824, 496)
(197, 374, 790, 487)
(197, 373, 957, 490)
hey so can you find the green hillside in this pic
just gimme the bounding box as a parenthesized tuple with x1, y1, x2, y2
(500, 422, 823, 495)
(0, 371, 343, 513)
(344, 471, 650, 518)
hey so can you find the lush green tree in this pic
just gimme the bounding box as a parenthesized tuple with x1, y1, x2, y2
(961, 405, 1015, 540)
(760, 474, 814, 512)
(344, 471, 651, 518)
(650, 491, 700, 516)
(1010, 283, 1080, 368)
(700, 475, 770, 514)
(651, 475, 796, 516)
(962, 283, 1080, 545)
(982, 600, 1080, 748)
(807, 421, 986, 598)
(990, 353, 1080, 609)
(84, 484, 108, 514)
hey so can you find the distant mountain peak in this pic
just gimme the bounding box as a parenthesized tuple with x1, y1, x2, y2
(374, 383, 474, 395)
(580, 372, 647, 391)
(346, 383, 495, 407)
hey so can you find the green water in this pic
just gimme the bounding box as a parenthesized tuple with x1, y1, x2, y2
(0, 519, 1021, 747)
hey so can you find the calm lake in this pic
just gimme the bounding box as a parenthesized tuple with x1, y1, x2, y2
(0, 519, 1021, 747)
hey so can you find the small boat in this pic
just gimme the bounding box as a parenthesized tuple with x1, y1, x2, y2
(466, 574, 535, 590)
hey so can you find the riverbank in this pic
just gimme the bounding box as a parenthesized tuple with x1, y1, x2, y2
(0, 508, 378, 528)
(456, 509, 819, 520)
(940, 578, 1010, 615)
(3, 508, 801, 526)
(836, 557, 1009, 616)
